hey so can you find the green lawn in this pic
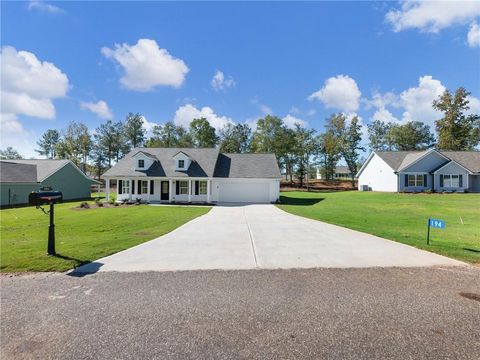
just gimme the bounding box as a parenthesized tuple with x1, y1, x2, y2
(278, 191, 480, 263)
(0, 201, 210, 272)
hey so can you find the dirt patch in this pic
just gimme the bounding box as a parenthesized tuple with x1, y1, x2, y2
(281, 180, 356, 192)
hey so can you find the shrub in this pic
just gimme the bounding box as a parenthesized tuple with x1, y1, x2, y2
(109, 194, 117, 204)
(79, 202, 90, 209)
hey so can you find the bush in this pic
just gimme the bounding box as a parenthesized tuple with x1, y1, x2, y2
(109, 194, 117, 204)
(79, 202, 90, 209)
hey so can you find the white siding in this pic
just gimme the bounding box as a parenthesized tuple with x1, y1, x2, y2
(358, 154, 397, 192)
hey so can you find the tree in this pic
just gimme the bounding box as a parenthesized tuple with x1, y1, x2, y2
(94, 120, 125, 167)
(342, 116, 364, 186)
(292, 124, 316, 188)
(146, 122, 192, 148)
(91, 144, 107, 180)
(0, 147, 23, 160)
(124, 112, 146, 149)
(433, 87, 480, 150)
(387, 121, 435, 151)
(219, 123, 252, 153)
(36, 129, 60, 158)
(367, 120, 393, 151)
(315, 131, 341, 181)
(189, 118, 218, 148)
(57, 122, 92, 169)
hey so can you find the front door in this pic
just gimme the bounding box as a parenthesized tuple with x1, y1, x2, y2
(161, 181, 169, 201)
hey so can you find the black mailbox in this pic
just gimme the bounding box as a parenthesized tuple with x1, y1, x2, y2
(29, 191, 63, 207)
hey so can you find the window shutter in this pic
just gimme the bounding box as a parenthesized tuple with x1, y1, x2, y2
(131, 180, 135, 194)
(150, 180, 154, 194)
(459, 175, 463, 188)
(423, 174, 427, 187)
(118, 180, 122, 194)
(138, 180, 141, 194)
(195, 181, 199, 195)
(176, 181, 179, 195)
(440, 175, 444, 187)
(404, 174, 408, 187)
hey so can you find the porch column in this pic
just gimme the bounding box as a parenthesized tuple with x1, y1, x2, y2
(147, 179, 150, 202)
(188, 179, 192, 202)
(207, 179, 210, 203)
(106, 178, 110, 201)
(169, 179, 173, 203)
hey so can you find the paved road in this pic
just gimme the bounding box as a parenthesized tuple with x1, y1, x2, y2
(1, 267, 479, 359)
(75, 204, 463, 273)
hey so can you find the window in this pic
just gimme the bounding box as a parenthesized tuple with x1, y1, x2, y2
(122, 180, 130, 194)
(179, 180, 188, 195)
(178, 160, 185, 169)
(141, 180, 148, 194)
(138, 159, 145, 168)
(199, 181, 208, 195)
(443, 175, 460, 187)
(407, 174, 424, 187)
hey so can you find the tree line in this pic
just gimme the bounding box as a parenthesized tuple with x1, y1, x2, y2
(2, 87, 478, 185)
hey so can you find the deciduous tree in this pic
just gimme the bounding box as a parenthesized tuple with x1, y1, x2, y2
(36, 129, 60, 159)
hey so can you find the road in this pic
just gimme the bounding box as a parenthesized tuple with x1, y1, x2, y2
(1, 266, 479, 359)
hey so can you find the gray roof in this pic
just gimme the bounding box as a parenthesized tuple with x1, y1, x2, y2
(103, 148, 281, 179)
(214, 153, 281, 178)
(375, 150, 480, 173)
(0, 161, 38, 183)
(334, 166, 351, 174)
(9, 159, 70, 181)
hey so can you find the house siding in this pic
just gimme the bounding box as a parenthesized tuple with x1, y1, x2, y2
(41, 162, 94, 200)
(401, 152, 446, 173)
(399, 173, 432, 192)
(470, 175, 480, 192)
(357, 154, 397, 192)
(0, 183, 40, 206)
(434, 162, 470, 192)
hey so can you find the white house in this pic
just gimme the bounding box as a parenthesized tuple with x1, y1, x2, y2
(357, 149, 480, 192)
(102, 148, 281, 203)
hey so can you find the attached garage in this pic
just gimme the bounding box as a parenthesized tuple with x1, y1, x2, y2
(217, 181, 271, 203)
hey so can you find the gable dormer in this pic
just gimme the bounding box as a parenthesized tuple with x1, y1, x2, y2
(132, 151, 156, 171)
(173, 151, 191, 171)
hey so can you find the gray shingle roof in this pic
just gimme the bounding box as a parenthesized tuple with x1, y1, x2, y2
(375, 150, 480, 173)
(102, 148, 281, 179)
(8, 159, 70, 181)
(0, 161, 38, 183)
(214, 153, 281, 178)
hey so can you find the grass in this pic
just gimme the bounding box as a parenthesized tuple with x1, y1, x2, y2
(0, 200, 210, 272)
(278, 191, 480, 263)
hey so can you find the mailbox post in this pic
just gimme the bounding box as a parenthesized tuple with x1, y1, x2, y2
(29, 189, 63, 256)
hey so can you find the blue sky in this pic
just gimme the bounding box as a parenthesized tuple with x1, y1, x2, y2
(1, 1, 480, 158)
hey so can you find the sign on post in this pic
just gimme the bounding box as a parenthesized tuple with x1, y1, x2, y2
(427, 218, 445, 245)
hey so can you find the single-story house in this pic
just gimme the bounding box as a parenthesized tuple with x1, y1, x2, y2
(357, 149, 480, 192)
(0, 159, 100, 206)
(102, 148, 281, 203)
(316, 166, 355, 180)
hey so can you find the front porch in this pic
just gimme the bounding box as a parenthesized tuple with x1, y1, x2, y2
(105, 177, 212, 204)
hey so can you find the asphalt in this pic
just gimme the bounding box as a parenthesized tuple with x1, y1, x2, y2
(1, 267, 479, 359)
(74, 205, 463, 273)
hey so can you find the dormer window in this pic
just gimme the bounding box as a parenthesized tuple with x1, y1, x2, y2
(138, 159, 145, 168)
(178, 160, 185, 169)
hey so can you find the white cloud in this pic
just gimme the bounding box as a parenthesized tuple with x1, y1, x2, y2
(0, 113, 23, 135)
(306, 109, 317, 117)
(173, 104, 233, 131)
(467, 96, 480, 115)
(211, 70, 236, 91)
(140, 116, 159, 138)
(282, 114, 308, 129)
(386, 1, 480, 33)
(0, 113, 37, 158)
(372, 108, 399, 124)
(467, 22, 480, 47)
(309, 75, 361, 113)
(101, 39, 189, 91)
(27, 1, 63, 14)
(399, 75, 445, 127)
(0, 46, 69, 120)
(80, 100, 113, 119)
(250, 97, 273, 115)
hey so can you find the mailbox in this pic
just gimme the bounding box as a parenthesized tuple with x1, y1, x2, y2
(29, 190, 63, 207)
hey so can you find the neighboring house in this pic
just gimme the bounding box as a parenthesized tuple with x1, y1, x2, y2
(0, 159, 100, 206)
(102, 148, 281, 203)
(357, 149, 480, 193)
(316, 166, 355, 180)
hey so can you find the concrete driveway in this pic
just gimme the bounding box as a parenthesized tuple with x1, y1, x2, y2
(75, 205, 464, 273)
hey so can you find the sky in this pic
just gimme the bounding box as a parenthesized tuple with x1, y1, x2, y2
(1, 0, 480, 158)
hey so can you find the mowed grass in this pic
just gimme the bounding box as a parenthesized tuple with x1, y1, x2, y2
(0, 201, 210, 272)
(278, 191, 480, 263)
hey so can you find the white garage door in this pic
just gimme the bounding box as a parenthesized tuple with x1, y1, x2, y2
(218, 182, 271, 203)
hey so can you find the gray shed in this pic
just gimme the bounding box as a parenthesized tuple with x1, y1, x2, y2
(1, 160, 100, 206)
